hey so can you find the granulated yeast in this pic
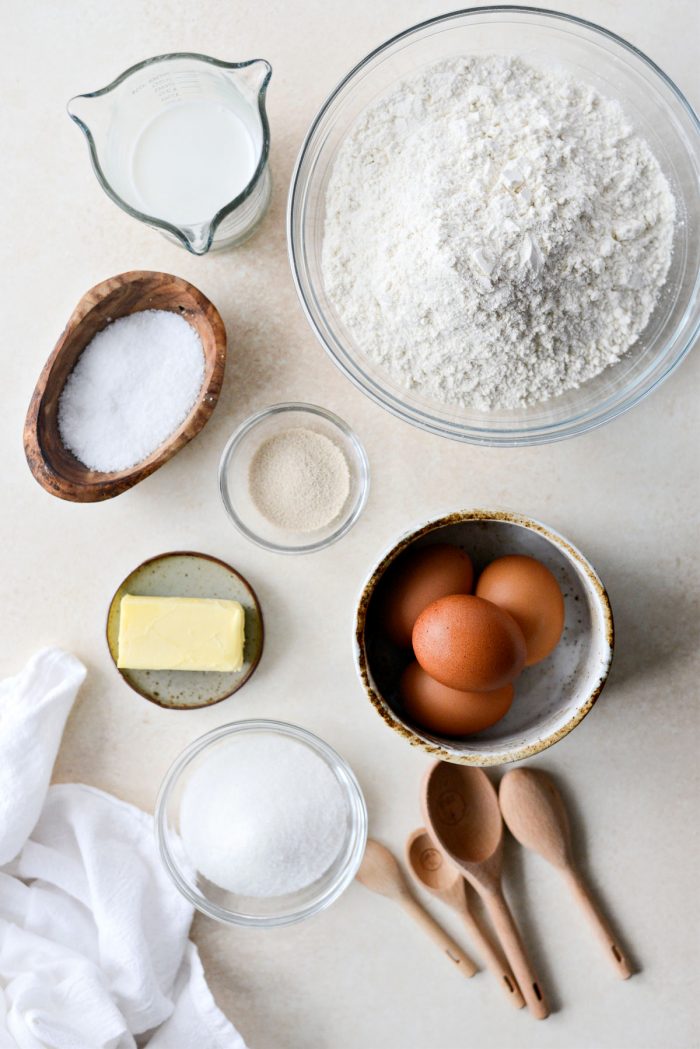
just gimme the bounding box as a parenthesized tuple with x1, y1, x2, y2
(322, 56, 676, 410)
(248, 427, 350, 532)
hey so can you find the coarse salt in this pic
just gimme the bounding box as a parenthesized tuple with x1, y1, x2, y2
(58, 309, 205, 472)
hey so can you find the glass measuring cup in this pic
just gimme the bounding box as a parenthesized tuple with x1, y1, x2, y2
(68, 53, 272, 254)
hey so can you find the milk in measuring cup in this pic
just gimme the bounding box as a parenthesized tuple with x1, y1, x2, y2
(69, 55, 272, 251)
(130, 98, 258, 225)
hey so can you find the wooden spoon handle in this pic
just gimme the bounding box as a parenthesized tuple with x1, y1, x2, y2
(399, 894, 478, 977)
(563, 867, 633, 979)
(457, 907, 525, 1009)
(481, 888, 549, 1019)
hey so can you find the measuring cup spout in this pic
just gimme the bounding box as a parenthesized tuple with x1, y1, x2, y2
(67, 92, 110, 146)
(225, 58, 272, 103)
(182, 223, 214, 256)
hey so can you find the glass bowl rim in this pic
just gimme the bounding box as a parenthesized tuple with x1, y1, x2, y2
(218, 401, 370, 554)
(155, 718, 368, 927)
(287, 5, 700, 447)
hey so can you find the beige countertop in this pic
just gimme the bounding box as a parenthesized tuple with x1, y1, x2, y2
(3, 2, 699, 1047)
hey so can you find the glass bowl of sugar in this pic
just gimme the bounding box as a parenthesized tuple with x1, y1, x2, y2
(219, 402, 369, 554)
(156, 720, 367, 926)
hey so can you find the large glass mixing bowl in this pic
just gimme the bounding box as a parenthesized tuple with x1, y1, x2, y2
(288, 7, 700, 446)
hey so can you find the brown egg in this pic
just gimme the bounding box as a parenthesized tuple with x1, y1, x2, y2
(400, 661, 514, 736)
(412, 594, 526, 692)
(378, 543, 474, 647)
(476, 555, 565, 666)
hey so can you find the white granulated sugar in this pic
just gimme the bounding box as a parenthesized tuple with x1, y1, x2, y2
(58, 309, 205, 471)
(248, 427, 351, 532)
(322, 56, 676, 409)
(180, 735, 347, 897)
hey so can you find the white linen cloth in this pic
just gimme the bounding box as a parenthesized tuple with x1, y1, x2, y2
(0, 648, 246, 1049)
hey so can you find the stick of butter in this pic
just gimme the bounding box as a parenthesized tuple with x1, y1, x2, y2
(117, 595, 245, 672)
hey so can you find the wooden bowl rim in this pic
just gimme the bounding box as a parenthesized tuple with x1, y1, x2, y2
(105, 549, 265, 709)
(23, 270, 227, 502)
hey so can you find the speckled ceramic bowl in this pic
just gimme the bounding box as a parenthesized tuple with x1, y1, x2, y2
(107, 551, 264, 709)
(355, 510, 613, 766)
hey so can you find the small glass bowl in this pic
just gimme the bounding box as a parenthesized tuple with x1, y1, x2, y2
(219, 402, 369, 554)
(155, 720, 368, 927)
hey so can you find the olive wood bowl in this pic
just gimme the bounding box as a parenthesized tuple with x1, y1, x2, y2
(24, 270, 227, 502)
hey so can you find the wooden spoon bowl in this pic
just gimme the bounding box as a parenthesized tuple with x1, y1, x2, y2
(406, 827, 525, 1008)
(422, 762, 550, 1019)
(24, 270, 227, 502)
(427, 763, 503, 864)
(356, 838, 477, 977)
(499, 768, 633, 978)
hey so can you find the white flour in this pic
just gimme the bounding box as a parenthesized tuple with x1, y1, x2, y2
(322, 56, 676, 409)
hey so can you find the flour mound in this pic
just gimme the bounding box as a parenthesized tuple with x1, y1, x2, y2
(322, 56, 676, 410)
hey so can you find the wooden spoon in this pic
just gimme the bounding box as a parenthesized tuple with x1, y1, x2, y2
(356, 838, 477, 978)
(406, 827, 525, 1009)
(499, 768, 632, 979)
(422, 762, 549, 1019)
(24, 270, 227, 502)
